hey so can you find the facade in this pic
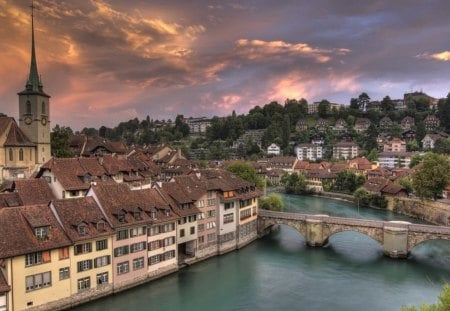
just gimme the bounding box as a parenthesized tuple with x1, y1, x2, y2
(377, 152, 416, 168)
(401, 116, 415, 131)
(379, 116, 393, 129)
(383, 138, 407, 153)
(333, 142, 358, 160)
(354, 118, 371, 133)
(294, 144, 323, 161)
(334, 118, 347, 133)
(421, 133, 448, 150)
(183, 117, 211, 134)
(424, 115, 440, 131)
(267, 143, 281, 155)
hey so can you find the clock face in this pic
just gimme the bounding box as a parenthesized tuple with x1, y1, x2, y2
(41, 117, 47, 125)
(24, 116, 32, 125)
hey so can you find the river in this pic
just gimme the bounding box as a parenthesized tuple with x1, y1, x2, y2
(73, 194, 450, 311)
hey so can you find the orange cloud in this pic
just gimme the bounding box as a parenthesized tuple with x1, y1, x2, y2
(416, 50, 450, 62)
(234, 39, 350, 63)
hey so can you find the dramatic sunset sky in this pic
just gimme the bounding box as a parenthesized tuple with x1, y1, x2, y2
(0, 0, 449, 129)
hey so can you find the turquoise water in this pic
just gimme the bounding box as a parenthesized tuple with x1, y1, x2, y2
(73, 195, 450, 311)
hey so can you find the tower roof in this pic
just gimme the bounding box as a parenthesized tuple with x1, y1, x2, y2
(18, 2, 49, 97)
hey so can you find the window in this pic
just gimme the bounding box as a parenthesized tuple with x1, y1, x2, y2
(41, 101, 46, 114)
(25, 251, 50, 266)
(114, 246, 129, 257)
(163, 223, 175, 232)
(207, 198, 216, 206)
(188, 215, 197, 222)
(117, 261, 129, 275)
(180, 229, 185, 238)
(150, 211, 157, 219)
(240, 209, 252, 220)
(59, 247, 69, 260)
(77, 260, 93, 272)
(25, 272, 51, 291)
(223, 213, 234, 224)
(133, 257, 145, 270)
(207, 233, 216, 242)
(94, 255, 110, 268)
(134, 211, 142, 221)
(34, 227, 48, 240)
(163, 250, 175, 260)
(130, 242, 146, 253)
(148, 240, 161, 251)
(117, 213, 126, 223)
(97, 221, 106, 232)
(223, 191, 234, 198)
(207, 210, 216, 218)
(96, 272, 108, 286)
(8, 148, 13, 161)
(78, 224, 88, 236)
(163, 236, 175, 247)
(198, 224, 205, 232)
(77, 277, 90, 292)
(74, 243, 92, 255)
(198, 236, 205, 244)
(148, 255, 161, 265)
(130, 226, 145, 237)
(116, 229, 128, 240)
(26, 101, 31, 114)
(96, 239, 108, 251)
(19, 148, 24, 161)
(207, 191, 213, 198)
(59, 267, 70, 280)
(206, 222, 216, 229)
(190, 226, 195, 235)
(224, 202, 235, 210)
(149, 225, 160, 236)
(197, 200, 205, 208)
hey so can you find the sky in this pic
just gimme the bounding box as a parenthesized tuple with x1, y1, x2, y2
(0, 0, 449, 130)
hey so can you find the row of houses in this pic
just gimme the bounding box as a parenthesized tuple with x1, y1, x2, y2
(0, 170, 260, 311)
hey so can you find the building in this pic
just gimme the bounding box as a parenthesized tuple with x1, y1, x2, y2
(377, 152, 416, 168)
(183, 117, 212, 134)
(424, 115, 440, 131)
(401, 116, 415, 131)
(267, 143, 281, 155)
(383, 138, 407, 153)
(296, 119, 308, 131)
(379, 116, 393, 129)
(0, 11, 50, 182)
(354, 118, 371, 133)
(294, 144, 323, 161)
(333, 142, 359, 160)
(421, 132, 449, 150)
(334, 119, 348, 133)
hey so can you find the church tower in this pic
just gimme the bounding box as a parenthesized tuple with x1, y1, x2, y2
(18, 2, 51, 165)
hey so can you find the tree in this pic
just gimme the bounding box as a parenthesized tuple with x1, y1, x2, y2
(259, 193, 284, 211)
(434, 138, 450, 155)
(402, 283, 450, 311)
(358, 92, 370, 111)
(226, 161, 264, 188)
(282, 114, 291, 148)
(412, 153, 450, 199)
(380, 96, 395, 112)
(409, 153, 424, 168)
(280, 173, 307, 194)
(174, 114, 190, 137)
(437, 93, 450, 132)
(367, 148, 378, 162)
(51, 125, 74, 158)
(354, 187, 370, 206)
(318, 100, 331, 118)
(396, 177, 413, 194)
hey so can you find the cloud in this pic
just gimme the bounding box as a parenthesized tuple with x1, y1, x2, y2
(234, 39, 350, 63)
(416, 51, 450, 62)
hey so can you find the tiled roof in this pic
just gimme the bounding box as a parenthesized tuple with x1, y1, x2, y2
(0, 204, 71, 259)
(13, 179, 55, 205)
(363, 178, 390, 193)
(381, 183, 406, 195)
(0, 193, 22, 207)
(52, 197, 114, 242)
(1, 117, 35, 147)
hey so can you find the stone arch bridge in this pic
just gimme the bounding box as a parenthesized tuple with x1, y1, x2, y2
(258, 209, 450, 258)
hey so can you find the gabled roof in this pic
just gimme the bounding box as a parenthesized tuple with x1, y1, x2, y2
(12, 179, 55, 205)
(0, 204, 71, 259)
(0, 117, 35, 147)
(52, 197, 113, 242)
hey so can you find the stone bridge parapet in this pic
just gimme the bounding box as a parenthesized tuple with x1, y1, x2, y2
(258, 210, 450, 259)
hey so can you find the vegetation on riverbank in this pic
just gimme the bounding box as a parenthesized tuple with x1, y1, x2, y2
(402, 283, 450, 311)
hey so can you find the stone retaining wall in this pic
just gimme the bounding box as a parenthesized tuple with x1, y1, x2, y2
(389, 197, 450, 226)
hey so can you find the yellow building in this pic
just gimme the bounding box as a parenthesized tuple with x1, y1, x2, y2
(51, 198, 114, 302)
(0, 204, 72, 311)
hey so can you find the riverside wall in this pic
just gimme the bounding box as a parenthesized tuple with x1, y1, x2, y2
(387, 197, 450, 226)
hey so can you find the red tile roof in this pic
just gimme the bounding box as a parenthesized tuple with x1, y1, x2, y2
(13, 179, 55, 205)
(0, 204, 71, 259)
(0, 270, 10, 292)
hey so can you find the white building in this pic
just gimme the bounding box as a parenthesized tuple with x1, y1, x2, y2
(377, 152, 416, 168)
(267, 143, 281, 155)
(295, 144, 323, 161)
(333, 142, 358, 160)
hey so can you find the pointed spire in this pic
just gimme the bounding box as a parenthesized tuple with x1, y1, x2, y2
(26, 0, 43, 92)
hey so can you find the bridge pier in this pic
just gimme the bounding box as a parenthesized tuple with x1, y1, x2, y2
(306, 219, 327, 247)
(383, 226, 408, 259)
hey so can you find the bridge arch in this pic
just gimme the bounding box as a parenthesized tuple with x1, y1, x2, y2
(408, 235, 450, 252)
(323, 225, 384, 246)
(258, 218, 308, 240)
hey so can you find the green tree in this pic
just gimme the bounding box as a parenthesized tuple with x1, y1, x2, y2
(318, 99, 331, 118)
(437, 93, 450, 132)
(282, 114, 291, 148)
(380, 96, 395, 112)
(402, 283, 450, 311)
(412, 153, 450, 199)
(367, 148, 378, 162)
(354, 187, 370, 206)
(51, 125, 74, 158)
(396, 177, 414, 194)
(226, 161, 264, 188)
(281, 173, 308, 194)
(434, 138, 450, 155)
(259, 193, 284, 211)
(409, 153, 424, 168)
